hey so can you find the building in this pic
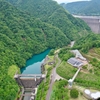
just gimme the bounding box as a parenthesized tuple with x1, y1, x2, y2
(71, 50, 86, 61)
(84, 89, 100, 100)
(67, 58, 83, 68)
(91, 92, 100, 100)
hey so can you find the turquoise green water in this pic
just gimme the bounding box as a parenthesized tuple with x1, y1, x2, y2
(21, 49, 50, 74)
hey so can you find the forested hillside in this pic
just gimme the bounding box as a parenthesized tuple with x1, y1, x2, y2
(61, 0, 100, 16)
(73, 34, 100, 53)
(6, 0, 91, 40)
(0, 1, 70, 99)
(0, 0, 91, 100)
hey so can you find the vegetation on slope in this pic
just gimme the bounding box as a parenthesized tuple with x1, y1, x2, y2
(70, 89, 79, 98)
(6, 0, 91, 40)
(57, 58, 100, 90)
(50, 80, 69, 100)
(0, 1, 70, 99)
(61, 0, 100, 16)
(0, 0, 91, 99)
(57, 34, 100, 90)
(58, 48, 74, 61)
(36, 55, 55, 100)
(73, 34, 100, 53)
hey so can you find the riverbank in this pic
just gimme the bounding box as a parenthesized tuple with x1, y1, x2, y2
(35, 55, 55, 100)
(21, 49, 51, 74)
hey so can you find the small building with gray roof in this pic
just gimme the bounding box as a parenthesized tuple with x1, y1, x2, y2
(67, 57, 83, 68)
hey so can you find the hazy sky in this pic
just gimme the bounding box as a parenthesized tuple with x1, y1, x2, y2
(54, 0, 90, 4)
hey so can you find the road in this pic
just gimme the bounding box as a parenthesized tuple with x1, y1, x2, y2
(46, 41, 75, 100)
(46, 54, 62, 100)
(70, 41, 75, 48)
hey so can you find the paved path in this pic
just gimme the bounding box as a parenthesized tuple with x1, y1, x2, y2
(70, 41, 75, 48)
(46, 54, 62, 100)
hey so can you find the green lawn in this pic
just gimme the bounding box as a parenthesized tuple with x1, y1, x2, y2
(56, 61, 77, 80)
(8, 65, 20, 78)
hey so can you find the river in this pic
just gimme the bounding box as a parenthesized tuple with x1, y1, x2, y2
(21, 49, 50, 74)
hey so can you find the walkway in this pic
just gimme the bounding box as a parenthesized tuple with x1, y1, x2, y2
(72, 68, 81, 81)
(70, 41, 75, 48)
(46, 54, 63, 100)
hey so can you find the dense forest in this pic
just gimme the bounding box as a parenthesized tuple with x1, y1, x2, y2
(5, 0, 91, 40)
(0, 0, 91, 100)
(61, 0, 100, 16)
(73, 34, 100, 53)
(0, 1, 69, 99)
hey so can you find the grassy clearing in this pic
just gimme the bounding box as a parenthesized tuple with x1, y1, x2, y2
(56, 48, 100, 99)
(45, 64, 51, 70)
(57, 61, 77, 80)
(48, 55, 54, 60)
(88, 48, 100, 60)
(8, 65, 20, 78)
(57, 60, 100, 90)
(82, 48, 100, 61)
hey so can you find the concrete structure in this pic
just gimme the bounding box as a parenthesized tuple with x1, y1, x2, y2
(67, 58, 83, 68)
(73, 15, 100, 34)
(84, 89, 91, 95)
(91, 92, 100, 100)
(84, 89, 100, 100)
(68, 68, 81, 87)
(14, 74, 45, 100)
(68, 79, 73, 87)
(70, 41, 75, 48)
(71, 50, 86, 61)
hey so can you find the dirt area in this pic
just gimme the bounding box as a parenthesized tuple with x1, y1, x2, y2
(76, 58, 88, 66)
(54, 49, 61, 54)
(55, 74, 64, 81)
(80, 70, 89, 74)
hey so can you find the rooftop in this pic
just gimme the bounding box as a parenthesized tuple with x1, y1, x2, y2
(91, 92, 100, 99)
(84, 89, 100, 99)
(67, 58, 83, 67)
(71, 50, 86, 61)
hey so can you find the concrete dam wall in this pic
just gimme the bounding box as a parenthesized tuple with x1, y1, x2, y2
(74, 15, 100, 34)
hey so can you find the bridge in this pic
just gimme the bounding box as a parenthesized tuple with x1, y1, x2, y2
(14, 73, 46, 100)
(73, 15, 100, 34)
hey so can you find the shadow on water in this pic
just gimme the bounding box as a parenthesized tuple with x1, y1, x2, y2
(21, 49, 51, 74)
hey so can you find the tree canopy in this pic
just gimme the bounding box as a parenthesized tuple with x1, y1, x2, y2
(70, 89, 79, 98)
(73, 34, 100, 53)
(0, 0, 91, 99)
(6, 0, 91, 40)
(61, 0, 100, 16)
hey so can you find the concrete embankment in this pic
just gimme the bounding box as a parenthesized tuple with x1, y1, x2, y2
(73, 15, 100, 34)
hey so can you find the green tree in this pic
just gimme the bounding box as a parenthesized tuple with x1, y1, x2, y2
(70, 89, 79, 98)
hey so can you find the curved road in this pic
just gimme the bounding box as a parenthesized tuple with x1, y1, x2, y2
(46, 41, 75, 100)
(46, 54, 62, 100)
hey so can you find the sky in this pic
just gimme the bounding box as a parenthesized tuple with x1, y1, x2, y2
(54, 0, 90, 4)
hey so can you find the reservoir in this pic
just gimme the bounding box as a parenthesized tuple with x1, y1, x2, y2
(21, 49, 50, 74)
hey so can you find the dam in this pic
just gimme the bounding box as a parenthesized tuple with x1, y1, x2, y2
(15, 49, 50, 100)
(73, 15, 100, 34)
